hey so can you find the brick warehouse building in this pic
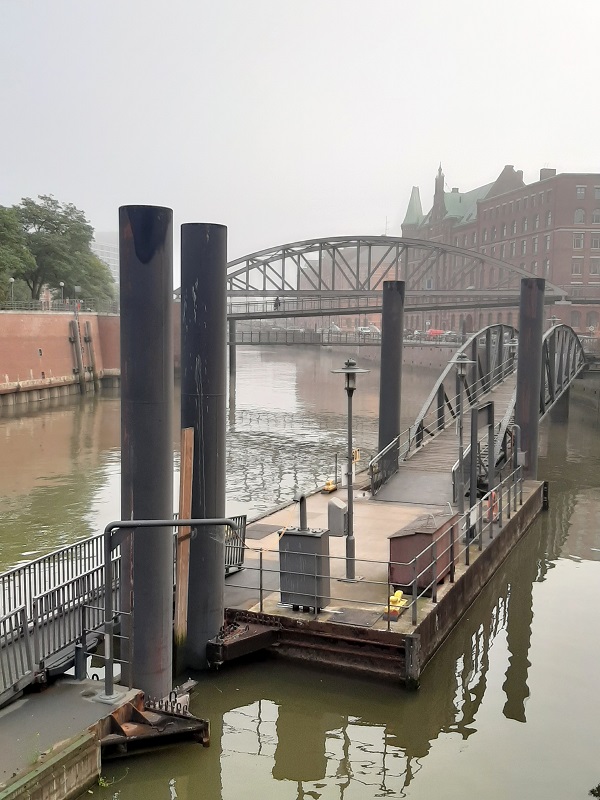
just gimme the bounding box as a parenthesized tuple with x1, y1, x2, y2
(401, 165, 600, 334)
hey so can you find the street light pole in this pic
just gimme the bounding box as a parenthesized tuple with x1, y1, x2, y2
(332, 357, 369, 580)
(9, 277, 14, 304)
(59, 281, 64, 301)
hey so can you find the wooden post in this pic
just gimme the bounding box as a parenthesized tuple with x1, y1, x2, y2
(174, 428, 194, 654)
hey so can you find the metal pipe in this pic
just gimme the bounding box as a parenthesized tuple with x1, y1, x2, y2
(346, 388, 355, 580)
(515, 278, 545, 479)
(299, 495, 308, 531)
(119, 204, 174, 699)
(102, 518, 238, 700)
(378, 281, 405, 472)
(181, 223, 228, 670)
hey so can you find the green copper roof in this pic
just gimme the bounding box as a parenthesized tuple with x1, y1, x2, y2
(444, 182, 494, 223)
(402, 186, 424, 226)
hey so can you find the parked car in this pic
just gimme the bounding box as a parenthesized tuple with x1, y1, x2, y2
(356, 326, 372, 336)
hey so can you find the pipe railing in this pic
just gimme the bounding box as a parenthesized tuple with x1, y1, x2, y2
(226, 467, 525, 632)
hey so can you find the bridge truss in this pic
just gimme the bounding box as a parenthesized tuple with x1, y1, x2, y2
(225, 236, 566, 303)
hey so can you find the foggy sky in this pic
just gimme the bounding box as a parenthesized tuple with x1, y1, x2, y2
(1, 0, 597, 268)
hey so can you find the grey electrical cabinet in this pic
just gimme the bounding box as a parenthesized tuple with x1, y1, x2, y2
(279, 527, 330, 611)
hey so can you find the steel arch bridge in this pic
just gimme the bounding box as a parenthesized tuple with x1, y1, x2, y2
(225, 236, 566, 301)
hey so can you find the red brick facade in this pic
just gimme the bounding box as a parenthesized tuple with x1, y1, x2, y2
(402, 166, 600, 334)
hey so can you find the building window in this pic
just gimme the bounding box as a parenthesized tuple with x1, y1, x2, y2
(520, 262, 525, 271)
(472, 232, 477, 245)
(577, 186, 586, 199)
(518, 198, 523, 210)
(492, 226, 497, 240)
(509, 202, 513, 214)
(534, 214, 539, 229)
(425, 278, 433, 289)
(547, 190, 552, 204)
(532, 260, 538, 274)
(532, 236, 538, 254)
(454, 236, 459, 246)
(572, 310, 581, 329)
(502, 204, 507, 215)
(521, 239, 527, 255)
(510, 241, 516, 257)
(463, 234, 467, 246)
(595, 187, 600, 200)
(546, 211, 552, 226)
(531, 194, 536, 207)
(491, 246, 496, 257)
(539, 192, 544, 205)
(593, 210, 600, 224)
(591, 258, 600, 275)
(522, 217, 528, 233)
(511, 220, 517, 235)
(500, 243, 506, 259)
(545, 234, 551, 250)
(592, 236, 600, 250)
(544, 258, 550, 275)
(572, 259, 583, 275)
(483, 228, 488, 243)
(574, 208, 586, 224)
(573, 233, 584, 249)
(501, 223, 507, 237)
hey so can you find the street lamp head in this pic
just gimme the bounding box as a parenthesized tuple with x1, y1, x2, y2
(331, 357, 370, 393)
(453, 351, 475, 378)
(9, 277, 14, 284)
(59, 281, 64, 288)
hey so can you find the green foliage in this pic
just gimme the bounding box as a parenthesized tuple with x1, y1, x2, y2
(8, 195, 116, 301)
(590, 784, 600, 798)
(0, 207, 35, 300)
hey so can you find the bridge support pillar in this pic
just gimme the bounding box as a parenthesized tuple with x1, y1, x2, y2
(181, 222, 227, 670)
(515, 278, 545, 480)
(550, 387, 570, 422)
(378, 281, 405, 473)
(119, 205, 174, 699)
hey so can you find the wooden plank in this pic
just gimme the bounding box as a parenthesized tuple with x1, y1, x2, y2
(174, 427, 194, 646)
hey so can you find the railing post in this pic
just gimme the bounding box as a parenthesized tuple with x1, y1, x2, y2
(314, 553, 318, 619)
(259, 549, 264, 612)
(431, 539, 438, 603)
(507, 482, 512, 518)
(465, 512, 470, 566)
(498, 481, 503, 529)
(411, 559, 418, 626)
(387, 576, 392, 632)
(478, 500, 483, 551)
(450, 524, 456, 582)
(513, 470, 518, 512)
(519, 466, 523, 504)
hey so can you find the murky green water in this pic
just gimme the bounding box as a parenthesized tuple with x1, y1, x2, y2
(1, 348, 599, 798)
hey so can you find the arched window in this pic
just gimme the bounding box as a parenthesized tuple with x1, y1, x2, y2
(593, 209, 600, 224)
(522, 217, 528, 232)
(586, 311, 599, 330)
(497, 312, 503, 323)
(546, 211, 552, 226)
(571, 310, 581, 330)
(487, 312, 493, 325)
(574, 208, 586, 224)
(507, 312, 513, 325)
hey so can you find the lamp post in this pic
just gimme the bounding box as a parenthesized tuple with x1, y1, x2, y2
(331, 357, 369, 580)
(453, 352, 475, 514)
(59, 281, 64, 301)
(9, 277, 14, 304)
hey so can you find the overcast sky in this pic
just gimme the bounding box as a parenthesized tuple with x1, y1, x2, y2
(1, 0, 598, 267)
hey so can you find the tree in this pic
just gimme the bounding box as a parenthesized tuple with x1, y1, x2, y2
(13, 195, 115, 301)
(0, 207, 35, 300)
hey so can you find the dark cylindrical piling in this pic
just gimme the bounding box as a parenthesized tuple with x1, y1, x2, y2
(119, 205, 174, 698)
(515, 278, 545, 480)
(181, 223, 227, 670)
(378, 281, 405, 473)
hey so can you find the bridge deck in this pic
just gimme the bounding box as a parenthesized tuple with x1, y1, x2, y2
(375, 375, 516, 505)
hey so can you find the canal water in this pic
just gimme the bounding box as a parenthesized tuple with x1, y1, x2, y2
(0, 347, 599, 798)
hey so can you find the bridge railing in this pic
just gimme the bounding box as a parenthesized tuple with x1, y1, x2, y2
(369, 325, 518, 495)
(0, 299, 119, 314)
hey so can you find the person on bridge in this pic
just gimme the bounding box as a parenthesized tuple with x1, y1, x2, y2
(274, 296, 281, 311)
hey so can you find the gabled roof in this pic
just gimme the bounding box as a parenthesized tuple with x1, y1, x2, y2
(446, 182, 494, 225)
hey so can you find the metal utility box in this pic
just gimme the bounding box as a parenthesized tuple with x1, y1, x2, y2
(388, 513, 459, 592)
(279, 527, 330, 611)
(327, 497, 347, 537)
